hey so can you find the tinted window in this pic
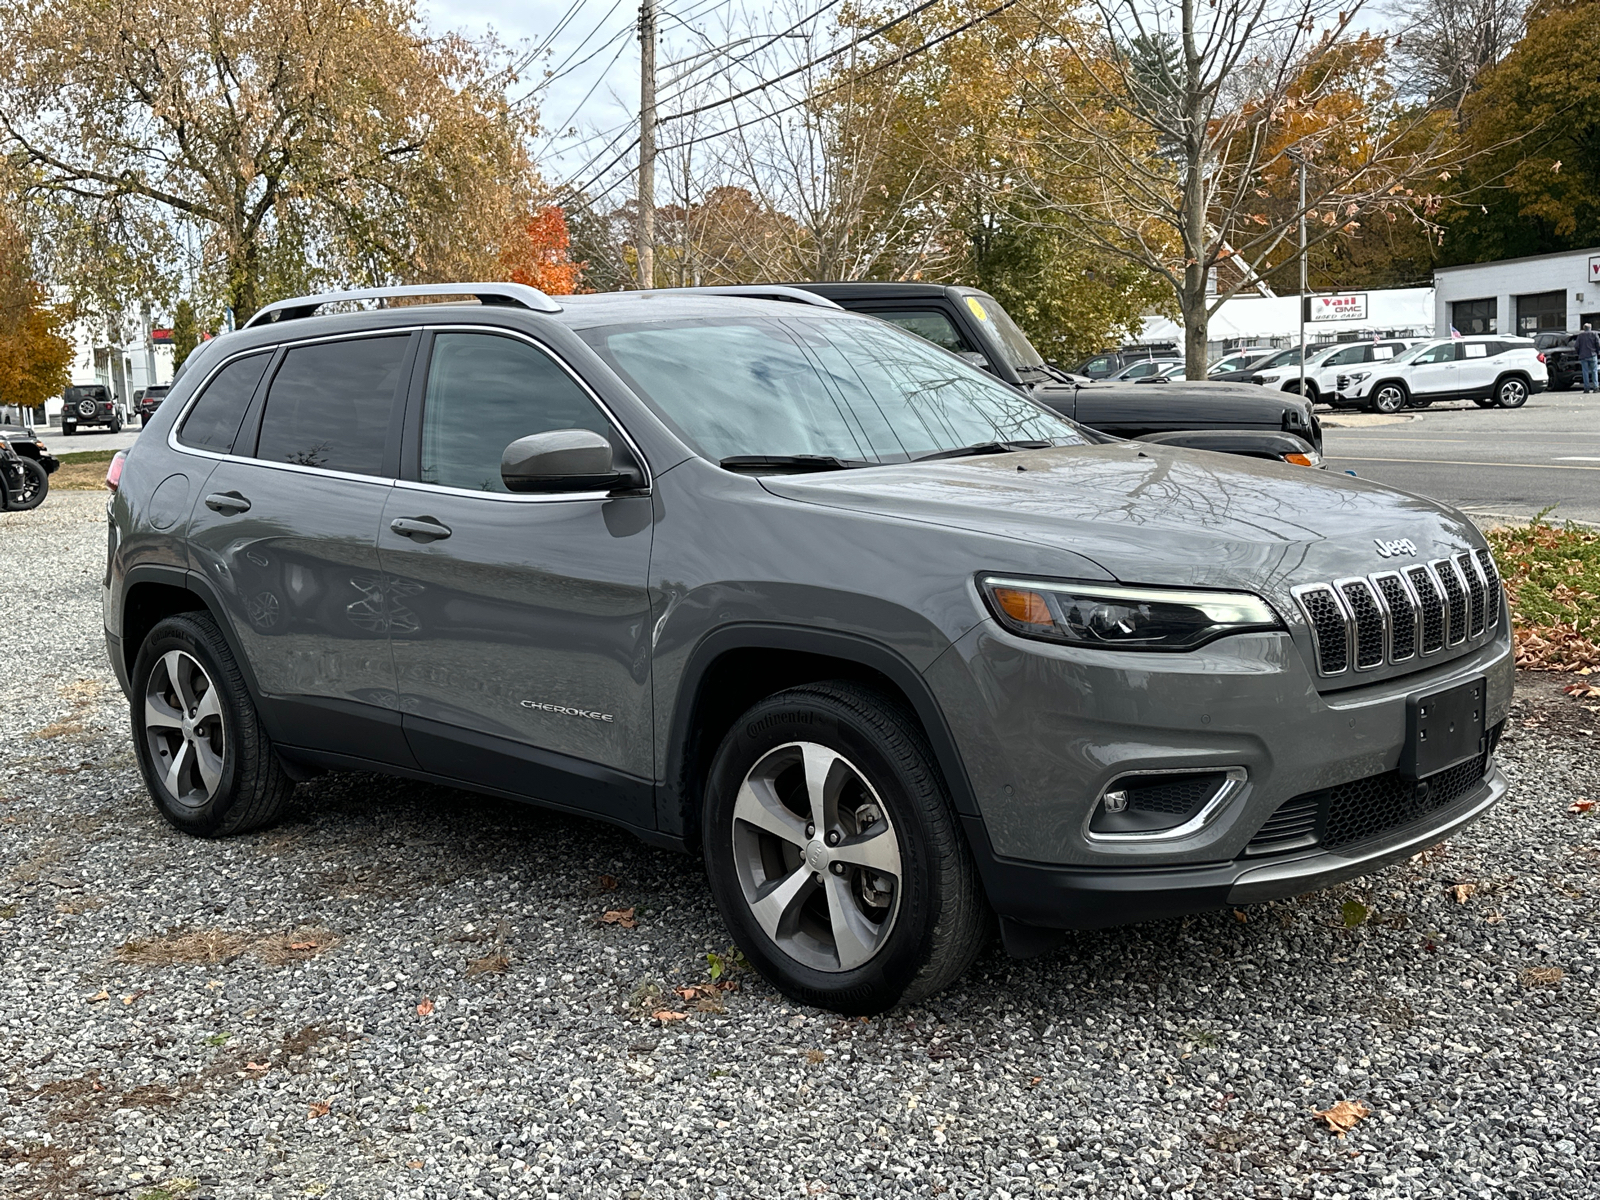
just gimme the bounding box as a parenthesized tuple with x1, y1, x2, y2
(1412, 342, 1457, 365)
(1082, 356, 1115, 375)
(586, 313, 1083, 463)
(255, 336, 408, 475)
(1322, 345, 1369, 367)
(179, 352, 272, 453)
(872, 311, 970, 355)
(420, 333, 616, 493)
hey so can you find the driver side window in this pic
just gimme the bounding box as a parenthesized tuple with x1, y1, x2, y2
(419, 333, 619, 493)
(1414, 343, 1458, 365)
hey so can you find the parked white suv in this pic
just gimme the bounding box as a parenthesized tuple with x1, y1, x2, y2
(1253, 339, 1423, 405)
(1333, 336, 1547, 413)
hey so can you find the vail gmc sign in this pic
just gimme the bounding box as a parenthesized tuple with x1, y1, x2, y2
(1304, 293, 1369, 322)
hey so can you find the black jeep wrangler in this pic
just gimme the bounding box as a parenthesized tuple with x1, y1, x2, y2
(61, 385, 125, 435)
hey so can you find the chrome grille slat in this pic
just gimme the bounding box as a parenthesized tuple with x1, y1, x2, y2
(1297, 549, 1504, 678)
(1436, 559, 1468, 647)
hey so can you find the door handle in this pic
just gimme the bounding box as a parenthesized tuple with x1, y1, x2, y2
(389, 516, 452, 542)
(204, 491, 251, 515)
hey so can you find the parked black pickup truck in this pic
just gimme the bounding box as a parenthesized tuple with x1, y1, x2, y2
(790, 282, 1322, 462)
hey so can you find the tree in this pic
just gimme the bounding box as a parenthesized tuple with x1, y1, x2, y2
(0, 0, 542, 321)
(1003, 0, 1468, 375)
(1442, 0, 1600, 264)
(170, 300, 200, 373)
(1387, 0, 1527, 111)
(0, 203, 72, 413)
(496, 206, 584, 295)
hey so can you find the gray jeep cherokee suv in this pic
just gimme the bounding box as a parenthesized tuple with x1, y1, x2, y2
(104, 282, 1513, 1014)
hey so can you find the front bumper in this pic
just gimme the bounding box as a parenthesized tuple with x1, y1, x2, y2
(979, 763, 1506, 952)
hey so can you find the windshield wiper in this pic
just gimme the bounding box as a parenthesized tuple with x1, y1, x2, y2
(913, 440, 1053, 462)
(718, 454, 867, 474)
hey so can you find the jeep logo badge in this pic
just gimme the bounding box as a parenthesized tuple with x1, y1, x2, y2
(1373, 537, 1418, 559)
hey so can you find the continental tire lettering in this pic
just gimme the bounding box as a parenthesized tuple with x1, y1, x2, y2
(520, 700, 614, 722)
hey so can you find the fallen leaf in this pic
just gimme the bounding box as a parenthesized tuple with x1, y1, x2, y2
(1521, 966, 1564, 988)
(416, 997, 434, 1017)
(1314, 1099, 1371, 1136)
(1568, 799, 1594, 814)
(245, 1061, 271, 1073)
(1341, 900, 1370, 928)
(87, 990, 109, 1003)
(308, 1101, 330, 1119)
(1485, 910, 1505, 925)
(289, 941, 318, 951)
(121, 990, 148, 1006)
(1028, 1075, 1043, 1087)
(1232, 909, 1248, 923)
(652, 1009, 689, 1022)
(407, 1161, 424, 1169)
(601, 907, 637, 928)
(598, 874, 618, 890)
(1450, 883, 1477, 904)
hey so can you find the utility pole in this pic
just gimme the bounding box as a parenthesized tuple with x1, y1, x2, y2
(1292, 148, 1308, 402)
(637, 0, 656, 289)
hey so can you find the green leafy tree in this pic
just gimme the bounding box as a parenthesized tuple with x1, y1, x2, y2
(169, 300, 199, 373)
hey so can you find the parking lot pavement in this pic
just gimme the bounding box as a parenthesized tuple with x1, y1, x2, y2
(31, 421, 145, 454)
(1321, 392, 1600, 525)
(3, 492, 1598, 1200)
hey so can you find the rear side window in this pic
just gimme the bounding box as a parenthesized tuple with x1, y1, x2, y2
(419, 333, 617, 493)
(1463, 343, 1489, 358)
(255, 336, 409, 475)
(178, 352, 272, 453)
(871, 311, 970, 355)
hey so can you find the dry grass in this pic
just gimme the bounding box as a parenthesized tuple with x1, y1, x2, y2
(1520, 965, 1565, 988)
(29, 719, 85, 739)
(116, 925, 338, 968)
(466, 952, 510, 976)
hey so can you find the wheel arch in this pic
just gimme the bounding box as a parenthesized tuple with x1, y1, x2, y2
(660, 625, 978, 848)
(120, 566, 273, 732)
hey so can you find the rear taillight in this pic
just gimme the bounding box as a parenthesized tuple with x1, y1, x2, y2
(105, 450, 126, 491)
(1537, 352, 1547, 363)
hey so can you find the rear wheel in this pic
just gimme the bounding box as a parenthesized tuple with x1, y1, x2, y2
(1369, 384, 1407, 414)
(109, 414, 123, 433)
(703, 682, 989, 1014)
(1472, 396, 1497, 408)
(1495, 377, 1529, 408)
(62, 423, 75, 436)
(131, 612, 295, 837)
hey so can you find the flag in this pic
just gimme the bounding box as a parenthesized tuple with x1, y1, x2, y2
(1450, 326, 1462, 339)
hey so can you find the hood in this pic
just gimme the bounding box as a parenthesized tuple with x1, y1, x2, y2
(759, 442, 1482, 598)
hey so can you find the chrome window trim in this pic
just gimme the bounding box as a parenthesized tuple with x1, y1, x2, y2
(1334, 576, 1387, 671)
(1370, 570, 1418, 663)
(1082, 766, 1249, 844)
(166, 323, 653, 501)
(1292, 582, 1352, 677)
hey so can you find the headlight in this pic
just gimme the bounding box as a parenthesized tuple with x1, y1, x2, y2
(980, 576, 1283, 650)
(1345, 371, 1370, 384)
(1259, 373, 1281, 383)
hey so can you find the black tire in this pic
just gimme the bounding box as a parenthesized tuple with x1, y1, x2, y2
(4, 457, 48, 510)
(1368, 383, 1407, 414)
(62, 423, 75, 436)
(703, 682, 989, 1014)
(1408, 398, 1433, 408)
(1494, 376, 1529, 409)
(130, 612, 295, 837)
(1472, 396, 1497, 408)
(109, 415, 123, 433)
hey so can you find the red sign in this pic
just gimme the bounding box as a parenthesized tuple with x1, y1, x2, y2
(152, 328, 173, 343)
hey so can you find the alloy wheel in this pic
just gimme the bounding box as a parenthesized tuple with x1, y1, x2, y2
(143, 649, 226, 810)
(1497, 379, 1528, 408)
(730, 741, 903, 972)
(1373, 385, 1405, 414)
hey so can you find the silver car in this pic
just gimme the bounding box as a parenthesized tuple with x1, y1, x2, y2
(102, 283, 1513, 1013)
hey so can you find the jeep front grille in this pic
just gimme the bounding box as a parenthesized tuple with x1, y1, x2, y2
(1292, 554, 1501, 678)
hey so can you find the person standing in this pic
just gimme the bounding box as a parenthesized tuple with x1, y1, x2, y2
(1576, 322, 1600, 393)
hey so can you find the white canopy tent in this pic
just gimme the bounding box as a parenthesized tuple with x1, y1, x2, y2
(1137, 287, 1435, 358)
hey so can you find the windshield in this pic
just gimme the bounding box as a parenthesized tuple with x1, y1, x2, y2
(582, 312, 1085, 465)
(958, 292, 1046, 373)
(1391, 341, 1442, 365)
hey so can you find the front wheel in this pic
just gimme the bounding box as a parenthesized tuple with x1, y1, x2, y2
(1369, 384, 1407, 414)
(1495, 377, 1529, 408)
(4, 458, 48, 510)
(109, 415, 123, 433)
(702, 682, 989, 1014)
(131, 612, 295, 837)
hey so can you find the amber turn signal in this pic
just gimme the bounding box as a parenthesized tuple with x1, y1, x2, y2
(992, 586, 1053, 626)
(1284, 452, 1315, 467)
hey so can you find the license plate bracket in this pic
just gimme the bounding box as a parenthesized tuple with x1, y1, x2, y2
(1400, 677, 1486, 780)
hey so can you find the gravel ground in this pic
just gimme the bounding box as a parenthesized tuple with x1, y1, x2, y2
(3, 491, 1599, 1200)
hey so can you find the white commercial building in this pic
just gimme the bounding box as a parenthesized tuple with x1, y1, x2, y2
(1138, 287, 1435, 359)
(1433, 247, 1600, 339)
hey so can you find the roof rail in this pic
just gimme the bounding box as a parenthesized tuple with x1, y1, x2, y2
(243, 282, 562, 329)
(630, 285, 842, 309)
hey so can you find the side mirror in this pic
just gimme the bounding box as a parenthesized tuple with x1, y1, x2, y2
(500, 429, 642, 494)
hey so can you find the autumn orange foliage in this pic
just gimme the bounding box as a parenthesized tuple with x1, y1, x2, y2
(497, 206, 583, 295)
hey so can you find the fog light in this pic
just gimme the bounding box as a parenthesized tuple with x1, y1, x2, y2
(1101, 789, 1128, 814)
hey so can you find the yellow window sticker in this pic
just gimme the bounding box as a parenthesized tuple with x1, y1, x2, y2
(964, 295, 989, 322)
